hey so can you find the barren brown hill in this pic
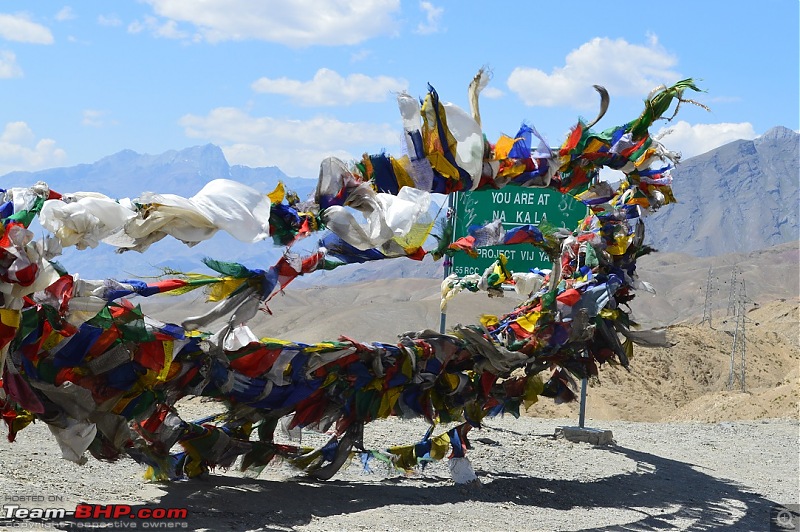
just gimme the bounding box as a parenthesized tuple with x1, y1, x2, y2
(525, 297, 799, 423)
(142, 242, 799, 424)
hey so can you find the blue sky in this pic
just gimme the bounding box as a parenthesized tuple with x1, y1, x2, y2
(0, 0, 797, 179)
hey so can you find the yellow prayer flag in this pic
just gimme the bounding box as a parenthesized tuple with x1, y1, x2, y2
(440, 373, 460, 393)
(0, 308, 20, 328)
(257, 337, 296, 346)
(365, 377, 384, 392)
(523, 374, 545, 409)
(514, 310, 542, 333)
(599, 308, 621, 320)
(480, 314, 499, 328)
(494, 135, 518, 159)
(390, 156, 416, 190)
(377, 387, 401, 418)
(393, 219, 435, 250)
(606, 233, 634, 255)
(429, 432, 451, 460)
(426, 152, 460, 181)
(157, 341, 173, 382)
(387, 444, 418, 471)
(207, 278, 247, 302)
(267, 182, 285, 204)
(41, 330, 66, 352)
(497, 161, 526, 179)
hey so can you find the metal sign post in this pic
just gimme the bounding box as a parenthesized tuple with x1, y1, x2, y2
(578, 376, 588, 428)
(439, 192, 456, 334)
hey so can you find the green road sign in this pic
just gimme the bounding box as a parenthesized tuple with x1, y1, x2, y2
(451, 188, 588, 276)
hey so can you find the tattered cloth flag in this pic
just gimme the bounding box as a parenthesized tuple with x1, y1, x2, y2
(0, 73, 703, 483)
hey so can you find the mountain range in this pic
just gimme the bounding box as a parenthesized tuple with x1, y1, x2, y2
(644, 126, 798, 256)
(2, 144, 318, 280)
(1, 126, 797, 282)
(2, 143, 315, 199)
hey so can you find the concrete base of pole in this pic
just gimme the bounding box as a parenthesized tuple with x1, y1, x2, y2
(554, 426, 615, 445)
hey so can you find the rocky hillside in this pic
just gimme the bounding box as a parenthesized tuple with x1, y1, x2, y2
(526, 297, 799, 423)
(645, 126, 799, 256)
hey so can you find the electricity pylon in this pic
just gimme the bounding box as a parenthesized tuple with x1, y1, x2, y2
(727, 279, 748, 392)
(726, 266, 739, 316)
(700, 266, 714, 327)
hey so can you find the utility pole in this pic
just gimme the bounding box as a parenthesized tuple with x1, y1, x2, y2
(727, 278, 748, 392)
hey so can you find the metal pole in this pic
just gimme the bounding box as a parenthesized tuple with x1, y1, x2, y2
(438, 304, 447, 334)
(439, 192, 456, 334)
(578, 376, 588, 428)
(578, 349, 588, 428)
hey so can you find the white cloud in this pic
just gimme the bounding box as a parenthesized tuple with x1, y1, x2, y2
(507, 36, 680, 109)
(0, 122, 67, 174)
(56, 7, 76, 22)
(251, 69, 408, 106)
(0, 13, 54, 44)
(655, 121, 756, 159)
(220, 144, 359, 179)
(482, 86, 504, 99)
(179, 107, 400, 177)
(0, 50, 22, 78)
(98, 14, 122, 27)
(82, 109, 115, 128)
(127, 20, 144, 34)
(416, 1, 443, 35)
(128, 15, 189, 40)
(151, 18, 187, 40)
(350, 49, 372, 62)
(1, 121, 34, 144)
(140, 0, 401, 46)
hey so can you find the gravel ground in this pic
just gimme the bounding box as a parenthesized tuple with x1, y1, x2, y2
(1, 405, 797, 532)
